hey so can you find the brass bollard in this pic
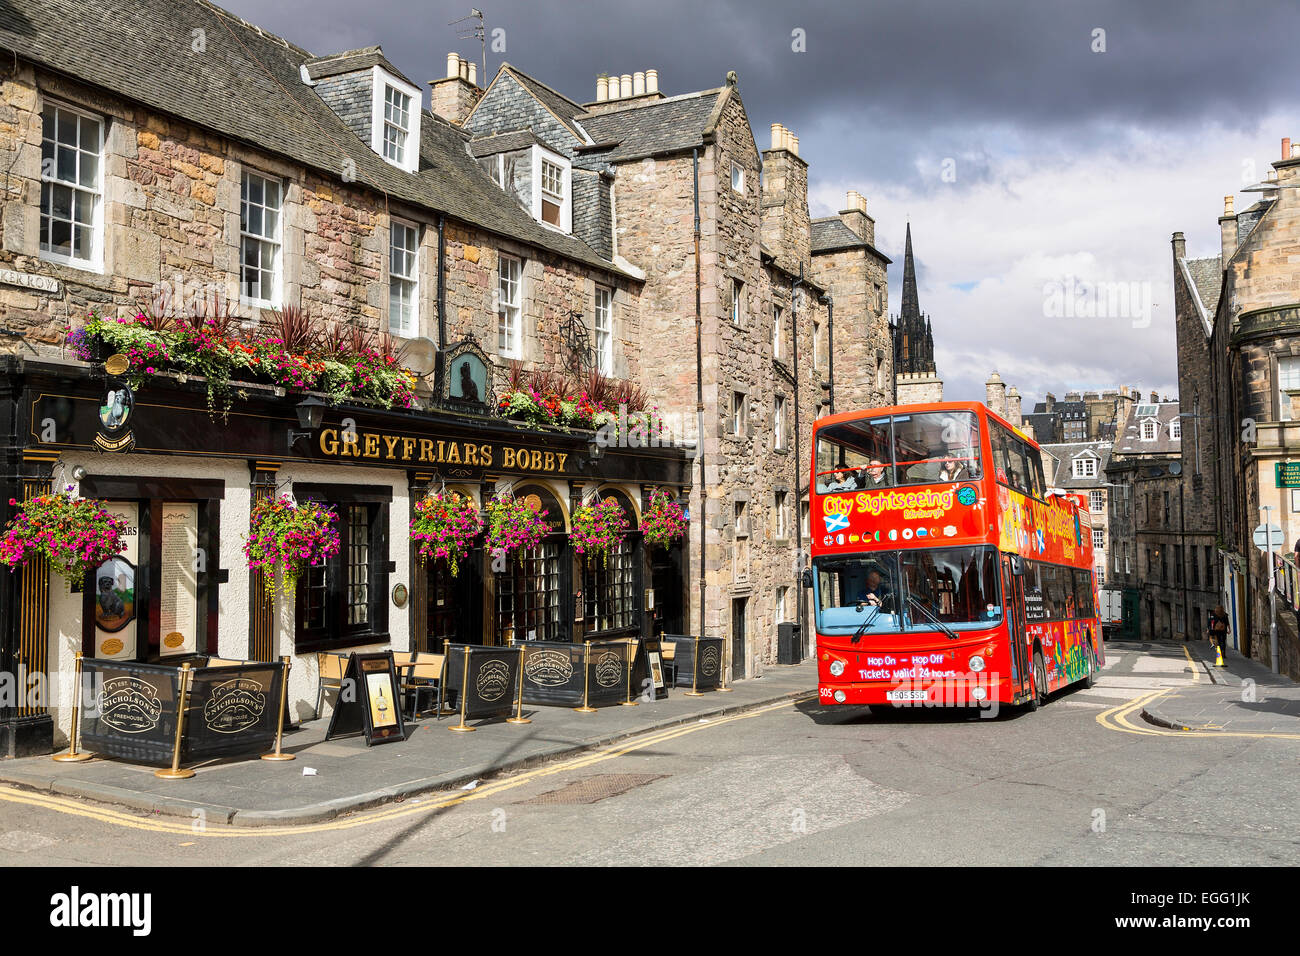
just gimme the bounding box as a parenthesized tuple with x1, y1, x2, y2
(685, 638, 704, 697)
(621, 640, 638, 706)
(574, 642, 596, 713)
(53, 652, 93, 763)
(507, 646, 531, 724)
(155, 663, 195, 780)
(261, 656, 296, 761)
(449, 648, 475, 732)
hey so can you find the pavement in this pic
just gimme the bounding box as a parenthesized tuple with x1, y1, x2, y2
(0, 661, 817, 827)
(1140, 638, 1300, 734)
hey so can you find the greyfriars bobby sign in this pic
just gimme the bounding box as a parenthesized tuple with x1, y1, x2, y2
(439, 335, 491, 412)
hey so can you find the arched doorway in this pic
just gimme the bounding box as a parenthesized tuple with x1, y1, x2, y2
(424, 487, 484, 652)
(495, 485, 569, 643)
(581, 489, 641, 638)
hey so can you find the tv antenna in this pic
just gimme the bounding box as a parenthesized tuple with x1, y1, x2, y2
(450, 9, 486, 86)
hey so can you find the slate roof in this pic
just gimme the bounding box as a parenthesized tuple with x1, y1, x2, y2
(577, 90, 727, 164)
(467, 130, 545, 157)
(809, 218, 891, 262)
(1112, 402, 1181, 457)
(0, 0, 625, 276)
(303, 45, 416, 87)
(1039, 442, 1112, 489)
(1184, 255, 1222, 318)
(501, 66, 589, 142)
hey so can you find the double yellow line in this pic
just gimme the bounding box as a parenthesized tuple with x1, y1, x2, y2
(1096, 687, 1300, 740)
(0, 696, 810, 838)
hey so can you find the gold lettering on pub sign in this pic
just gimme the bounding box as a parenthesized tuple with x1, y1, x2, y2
(317, 429, 568, 473)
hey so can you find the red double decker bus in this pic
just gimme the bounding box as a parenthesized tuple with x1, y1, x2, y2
(808, 401, 1102, 712)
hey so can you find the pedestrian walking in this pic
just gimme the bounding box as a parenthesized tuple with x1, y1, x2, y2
(1208, 604, 1229, 667)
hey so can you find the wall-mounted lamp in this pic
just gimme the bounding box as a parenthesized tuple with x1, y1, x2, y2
(288, 396, 327, 451)
(70, 465, 87, 482)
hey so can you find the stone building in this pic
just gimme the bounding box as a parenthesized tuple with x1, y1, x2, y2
(455, 60, 891, 676)
(0, 0, 895, 753)
(1171, 137, 1300, 676)
(1104, 400, 1206, 641)
(892, 225, 943, 404)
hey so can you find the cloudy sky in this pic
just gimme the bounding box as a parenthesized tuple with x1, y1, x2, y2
(222, 0, 1300, 408)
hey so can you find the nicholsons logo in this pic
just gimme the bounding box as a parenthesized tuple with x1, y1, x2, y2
(49, 886, 151, 936)
(700, 646, 720, 678)
(476, 659, 511, 702)
(525, 649, 573, 686)
(98, 677, 163, 733)
(202, 678, 267, 734)
(594, 650, 623, 688)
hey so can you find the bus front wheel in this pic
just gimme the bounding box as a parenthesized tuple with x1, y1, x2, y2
(1082, 643, 1097, 689)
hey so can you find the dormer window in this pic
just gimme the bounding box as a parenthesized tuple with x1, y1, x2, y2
(1072, 455, 1097, 479)
(370, 68, 421, 173)
(531, 147, 571, 233)
(1170, 418, 1181, 440)
(1140, 419, 1157, 441)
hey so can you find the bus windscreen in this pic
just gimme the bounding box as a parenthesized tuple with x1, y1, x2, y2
(814, 411, 982, 493)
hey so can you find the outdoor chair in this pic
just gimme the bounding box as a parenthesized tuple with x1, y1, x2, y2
(401, 652, 447, 720)
(660, 641, 677, 686)
(315, 651, 351, 719)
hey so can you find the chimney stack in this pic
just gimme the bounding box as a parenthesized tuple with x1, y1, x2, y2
(1219, 193, 1239, 264)
(838, 190, 874, 243)
(430, 52, 482, 126)
(985, 371, 1008, 418)
(1007, 386, 1023, 429)
(761, 122, 810, 274)
(587, 69, 664, 111)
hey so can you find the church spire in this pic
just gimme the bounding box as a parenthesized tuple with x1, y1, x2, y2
(900, 222, 920, 322)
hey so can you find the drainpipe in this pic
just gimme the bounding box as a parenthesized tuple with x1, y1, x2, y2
(822, 292, 834, 415)
(436, 213, 447, 350)
(792, 266, 806, 660)
(693, 148, 705, 642)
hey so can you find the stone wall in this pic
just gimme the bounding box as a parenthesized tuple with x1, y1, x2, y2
(810, 244, 892, 411)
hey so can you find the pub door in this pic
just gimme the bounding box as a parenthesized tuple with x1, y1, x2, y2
(731, 597, 747, 680)
(425, 548, 482, 651)
(649, 540, 684, 637)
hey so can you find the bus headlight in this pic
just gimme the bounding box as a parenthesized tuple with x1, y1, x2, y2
(968, 655, 986, 673)
(829, 660, 846, 677)
(971, 686, 988, 701)
(833, 690, 847, 703)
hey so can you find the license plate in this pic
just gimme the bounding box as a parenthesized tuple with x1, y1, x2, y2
(887, 690, 927, 702)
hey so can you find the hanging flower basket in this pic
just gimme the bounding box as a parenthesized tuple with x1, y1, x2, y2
(410, 492, 483, 576)
(485, 496, 550, 565)
(642, 488, 687, 550)
(571, 496, 630, 567)
(0, 489, 127, 583)
(243, 495, 340, 598)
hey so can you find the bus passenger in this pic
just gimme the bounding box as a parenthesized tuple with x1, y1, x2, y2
(864, 459, 890, 488)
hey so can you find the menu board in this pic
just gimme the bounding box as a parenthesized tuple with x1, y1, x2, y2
(158, 503, 199, 656)
(93, 502, 138, 660)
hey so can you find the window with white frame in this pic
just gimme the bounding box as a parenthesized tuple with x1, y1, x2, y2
(1170, 418, 1181, 440)
(1140, 419, 1157, 441)
(529, 148, 570, 232)
(1072, 455, 1097, 479)
(240, 170, 282, 306)
(733, 391, 746, 436)
(774, 395, 787, 450)
(498, 254, 522, 358)
(773, 490, 788, 539)
(40, 103, 103, 268)
(1089, 489, 1104, 513)
(1280, 356, 1300, 420)
(1093, 529, 1105, 550)
(731, 162, 744, 193)
(813, 320, 823, 370)
(775, 586, 789, 627)
(772, 305, 783, 361)
(388, 219, 419, 336)
(370, 69, 420, 173)
(730, 278, 744, 326)
(594, 285, 613, 375)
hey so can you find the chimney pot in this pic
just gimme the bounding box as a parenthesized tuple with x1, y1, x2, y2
(1224, 195, 1234, 216)
(770, 124, 781, 151)
(459, 58, 469, 81)
(468, 61, 477, 86)
(597, 75, 609, 101)
(646, 69, 658, 93)
(620, 74, 632, 98)
(790, 134, 799, 156)
(446, 52, 460, 79)
(1284, 137, 1292, 161)
(633, 71, 645, 96)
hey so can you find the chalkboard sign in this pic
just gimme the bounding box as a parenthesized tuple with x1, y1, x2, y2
(326, 652, 407, 746)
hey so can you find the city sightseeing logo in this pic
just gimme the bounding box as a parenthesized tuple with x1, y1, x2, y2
(824, 488, 957, 522)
